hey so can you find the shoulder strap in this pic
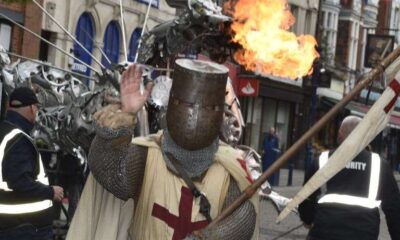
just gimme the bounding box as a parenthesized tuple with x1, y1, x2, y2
(3, 134, 23, 159)
(165, 152, 212, 223)
(1, 121, 40, 175)
(0, 121, 24, 160)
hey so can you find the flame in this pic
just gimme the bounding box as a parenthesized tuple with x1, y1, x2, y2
(229, 0, 319, 79)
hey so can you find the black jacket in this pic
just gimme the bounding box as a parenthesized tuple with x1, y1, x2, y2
(0, 111, 54, 229)
(299, 149, 400, 240)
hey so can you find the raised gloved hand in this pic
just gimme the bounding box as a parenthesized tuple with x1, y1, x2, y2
(120, 64, 153, 114)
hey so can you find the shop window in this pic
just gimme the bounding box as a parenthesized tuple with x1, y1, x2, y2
(244, 97, 293, 153)
(102, 21, 121, 68)
(73, 12, 95, 76)
(0, 23, 12, 51)
(261, 98, 277, 150)
(250, 98, 263, 152)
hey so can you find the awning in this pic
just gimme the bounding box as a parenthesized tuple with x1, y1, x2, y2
(321, 97, 400, 129)
(346, 101, 400, 129)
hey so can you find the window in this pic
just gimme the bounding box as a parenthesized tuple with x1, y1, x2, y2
(349, 21, 360, 70)
(128, 28, 142, 62)
(305, 10, 312, 34)
(102, 21, 121, 68)
(320, 10, 338, 64)
(327, 12, 332, 27)
(0, 23, 12, 51)
(73, 12, 95, 76)
(290, 5, 299, 33)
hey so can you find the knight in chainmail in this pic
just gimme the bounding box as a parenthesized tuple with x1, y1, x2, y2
(66, 59, 258, 240)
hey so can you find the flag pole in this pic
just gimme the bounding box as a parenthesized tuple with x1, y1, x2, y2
(208, 46, 400, 227)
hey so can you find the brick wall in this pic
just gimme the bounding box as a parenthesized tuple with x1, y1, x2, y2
(335, 20, 351, 67)
(340, 0, 353, 9)
(21, 0, 43, 59)
(0, 0, 43, 59)
(377, 0, 392, 34)
(10, 26, 22, 56)
(0, 2, 24, 12)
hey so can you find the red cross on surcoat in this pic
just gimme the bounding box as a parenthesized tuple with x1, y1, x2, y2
(151, 186, 208, 240)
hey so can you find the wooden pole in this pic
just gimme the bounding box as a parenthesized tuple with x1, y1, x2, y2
(208, 46, 400, 227)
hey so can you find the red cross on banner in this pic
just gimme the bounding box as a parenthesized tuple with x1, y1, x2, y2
(384, 80, 400, 113)
(152, 186, 208, 240)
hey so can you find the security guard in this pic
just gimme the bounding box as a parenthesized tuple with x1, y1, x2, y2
(0, 87, 63, 240)
(299, 116, 400, 240)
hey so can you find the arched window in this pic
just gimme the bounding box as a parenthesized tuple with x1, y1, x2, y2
(102, 21, 120, 68)
(128, 28, 142, 62)
(73, 12, 94, 76)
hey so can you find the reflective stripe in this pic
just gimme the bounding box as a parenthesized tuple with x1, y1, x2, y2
(0, 128, 53, 214)
(318, 194, 381, 208)
(369, 153, 380, 200)
(0, 129, 23, 191)
(0, 199, 53, 214)
(0, 129, 23, 169)
(317, 151, 381, 209)
(319, 151, 329, 168)
(0, 182, 11, 191)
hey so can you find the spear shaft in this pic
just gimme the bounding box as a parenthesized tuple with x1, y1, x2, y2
(208, 46, 400, 227)
(119, 0, 128, 63)
(134, 0, 153, 63)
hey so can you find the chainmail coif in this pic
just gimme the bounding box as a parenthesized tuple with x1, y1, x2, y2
(161, 129, 219, 178)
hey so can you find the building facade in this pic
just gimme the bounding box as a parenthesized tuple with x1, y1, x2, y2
(239, 0, 320, 166)
(40, 0, 176, 78)
(0, 0, 44, 59)
(316, 0, 400, 169)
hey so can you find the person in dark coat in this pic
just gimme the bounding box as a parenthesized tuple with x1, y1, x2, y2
(299, 116, 400, 240)
(0, 87, 64, 240)
(262, 127, 280, 185)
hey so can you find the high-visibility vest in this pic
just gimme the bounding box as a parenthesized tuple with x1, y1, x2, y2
(0, 123, 53, 214)
(317, 151, 381, 209)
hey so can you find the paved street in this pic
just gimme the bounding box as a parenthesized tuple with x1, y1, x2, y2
(259, 169, 396, 240)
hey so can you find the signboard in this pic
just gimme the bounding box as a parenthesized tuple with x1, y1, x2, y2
(364, 34, 395, 68)
(71, 62, 88, 73)
(137, 0, 159, 8)
(237, 78, 259, 97)
(177, 48, 198, 60)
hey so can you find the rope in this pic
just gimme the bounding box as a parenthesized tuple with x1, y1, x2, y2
(134, 0, 153, 63)
(119, 0, 128, 63)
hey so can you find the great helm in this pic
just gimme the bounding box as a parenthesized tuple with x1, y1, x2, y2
(166, 59, 229, 150)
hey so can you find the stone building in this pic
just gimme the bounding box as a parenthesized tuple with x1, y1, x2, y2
(40, 0, 176, 77)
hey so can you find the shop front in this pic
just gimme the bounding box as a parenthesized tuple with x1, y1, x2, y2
(239, 75, 306, 168)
